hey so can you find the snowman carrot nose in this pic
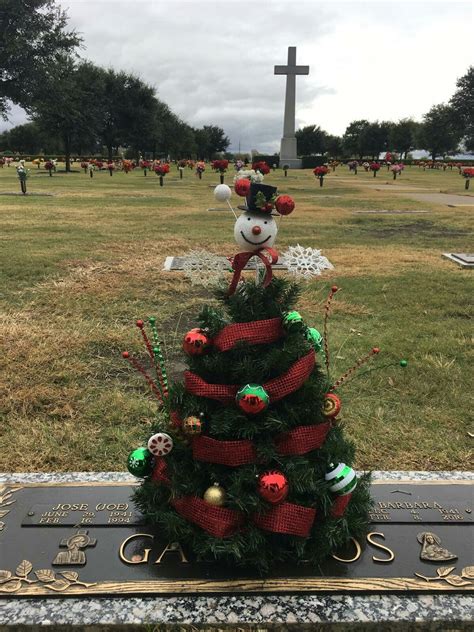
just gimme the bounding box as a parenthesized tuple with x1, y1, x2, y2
(252, 226, 262, 235)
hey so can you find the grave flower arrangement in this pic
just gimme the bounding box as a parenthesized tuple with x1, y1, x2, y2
(348, 160, 358, 173)
(369, 162, 381, 177)
(196, 161, 205, 179)
(140, 159, 151, 176)
(44, 160, 54, 176)
(235, 159, 244, 171)
(122, 160, 133, 173)
(390, 164, 402, 180)
(81, 161, 89, 173)
(95, 160, 104, 170)
(212, 159, 229, 183)
(252, 160, 270, 175)
(107, 162, 115, 176)
(120, 180, 408, 572)
(462, 167, 474, 189)
(362, 162, 370, 172)
(0, 158, 5, 168)
(154, 162, 170, 186)
(313, 165, 330, 187)
(234, 169, 264, 186)
(16, 164, 29, 194)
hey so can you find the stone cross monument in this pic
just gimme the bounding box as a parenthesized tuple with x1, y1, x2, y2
(274, 46, 309, 169)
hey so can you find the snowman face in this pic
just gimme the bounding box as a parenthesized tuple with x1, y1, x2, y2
(234, 211, 278, 252)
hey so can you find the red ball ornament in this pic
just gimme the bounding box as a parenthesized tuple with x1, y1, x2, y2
(136, 319, 144, 329)
(275, 195, 295, 216)
(183, 328, 211, 356)
(331, 285, 339, 293)
(122, 351, 130, 359)
(323, 393, 341, 418)
(257, 470, 289, 504)
(234, 178, 251, 197)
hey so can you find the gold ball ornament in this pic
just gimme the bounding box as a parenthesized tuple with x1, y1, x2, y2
(203, 483, 226, 507)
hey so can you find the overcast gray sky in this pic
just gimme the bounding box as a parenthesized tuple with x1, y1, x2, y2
(4, 1, 473, 153)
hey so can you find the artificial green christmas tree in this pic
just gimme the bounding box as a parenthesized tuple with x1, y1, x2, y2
(123, 183, 376, 572)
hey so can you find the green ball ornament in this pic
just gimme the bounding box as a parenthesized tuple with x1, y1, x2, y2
(325, 463, 357, 496)
(400, 359, 408, 368)
(306, 327, 323, 351)
(236, 383, 270, 415)
(283, 311, 304, 330)
(127, 447, 154, 478)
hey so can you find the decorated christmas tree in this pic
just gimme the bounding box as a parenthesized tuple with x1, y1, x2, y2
(123, 182, 383, 572)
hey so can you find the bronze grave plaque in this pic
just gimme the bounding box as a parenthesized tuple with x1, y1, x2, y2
(0, 479, 472, 597)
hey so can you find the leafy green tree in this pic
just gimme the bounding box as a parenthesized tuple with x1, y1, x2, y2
(449, 66, 474, 152)
(342, 120, 370, 159)
(0, 122, 50, 154)
(295, 125, 327, 155)
(360, 121, 392, 160)
(194, 125, 229, 159)
(0, 0, 81, 118)
(31, 59, 104, 171)
(389, 119, 420, 159)
(324, 134, 343, 159)
(417, 104, 461, 161)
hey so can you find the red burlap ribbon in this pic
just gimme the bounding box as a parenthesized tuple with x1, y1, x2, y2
(151, 457, 170, 485)
(274, 422, 331, 456)
(228, 248, 278, 296)
(213, 318, 284, 352)
(170, 410, 182, 429)
(192, 435, 257, 466)
(330, 493, 352, 518)
(191, 423, 331, 466)
(253, 502, 317, 537)
(185, 350, 315, 404)
(171, 496, 245, 538)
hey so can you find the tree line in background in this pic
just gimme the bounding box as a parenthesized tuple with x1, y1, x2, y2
(296, 66, 473, 162)
(1, 2, 472, 168)
(0, 0, 229, 170)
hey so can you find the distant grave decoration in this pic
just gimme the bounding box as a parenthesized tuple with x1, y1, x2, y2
(370, 162, 381, 177)
(140, 159, 151, 176)
(107, 162, 115, 176)
(281, 244, 334, 279)
(283, 163, 290, 177)
(178, 160, 187, 179)
(81, 161, 89, 174)
(154, 163, 170, 186)
(329, 160, 339, 172)
(195, 161, 205, 180)
(348, 160, 358, 174)
(313, 165, 330, 187)
(122, 159, 133, 174)
(391, 164, 403, 180)
(363, 162, 370, 172)
(462, 167, 474, 190)
(16, 163, 29, 194)
(44, 160, 55, 177)
(95, 160, 104, 171)
(211, 159, 229, 184)
(252, 161, 271, 176)
(87, 163, 95, 178)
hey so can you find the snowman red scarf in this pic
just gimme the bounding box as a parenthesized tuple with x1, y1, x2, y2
(227, 247, 279, 296)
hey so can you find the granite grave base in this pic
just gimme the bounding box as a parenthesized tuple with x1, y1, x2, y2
(0, 471, 472, 628)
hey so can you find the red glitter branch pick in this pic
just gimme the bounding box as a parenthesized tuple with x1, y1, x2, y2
(330, 347, 380, 391)
(324, 285, 339, 374)
(136, 320, 155, 363)
(122, 351, 163, 404)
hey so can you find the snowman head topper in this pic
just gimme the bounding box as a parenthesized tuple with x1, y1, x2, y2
(215, 182, 295, 253)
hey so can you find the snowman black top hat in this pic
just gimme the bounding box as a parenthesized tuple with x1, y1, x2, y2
(246, 183, 278, 213)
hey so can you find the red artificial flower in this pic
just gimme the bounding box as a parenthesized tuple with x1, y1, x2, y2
(313, 166, 329, 177)
(211, 159, 229, 172)
(154, 163, 170, 175)
(370, 162, 381, 171)
(275, 195, 295, 216)
(252, 161, 270, 175)
(462, 167, 474, 178)
(234, 178, 251, 197)
(80, 161, 88, 168)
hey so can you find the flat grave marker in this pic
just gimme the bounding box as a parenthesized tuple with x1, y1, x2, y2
(442, 253, 474, 269)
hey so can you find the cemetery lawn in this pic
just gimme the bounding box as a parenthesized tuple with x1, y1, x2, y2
(1, 164, 473, 472)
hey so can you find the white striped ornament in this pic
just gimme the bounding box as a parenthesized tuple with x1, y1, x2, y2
(325, 462, 357, 496)
(147, 432, 173, 457)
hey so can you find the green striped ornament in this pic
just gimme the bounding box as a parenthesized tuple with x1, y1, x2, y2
(325, 462, 357, 496)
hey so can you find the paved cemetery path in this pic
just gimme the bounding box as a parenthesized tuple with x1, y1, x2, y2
(393, 192, 474, 206)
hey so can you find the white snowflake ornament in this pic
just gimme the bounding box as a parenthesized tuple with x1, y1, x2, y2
(281, 244, 334, 279)
(182, 249, 230, 287)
